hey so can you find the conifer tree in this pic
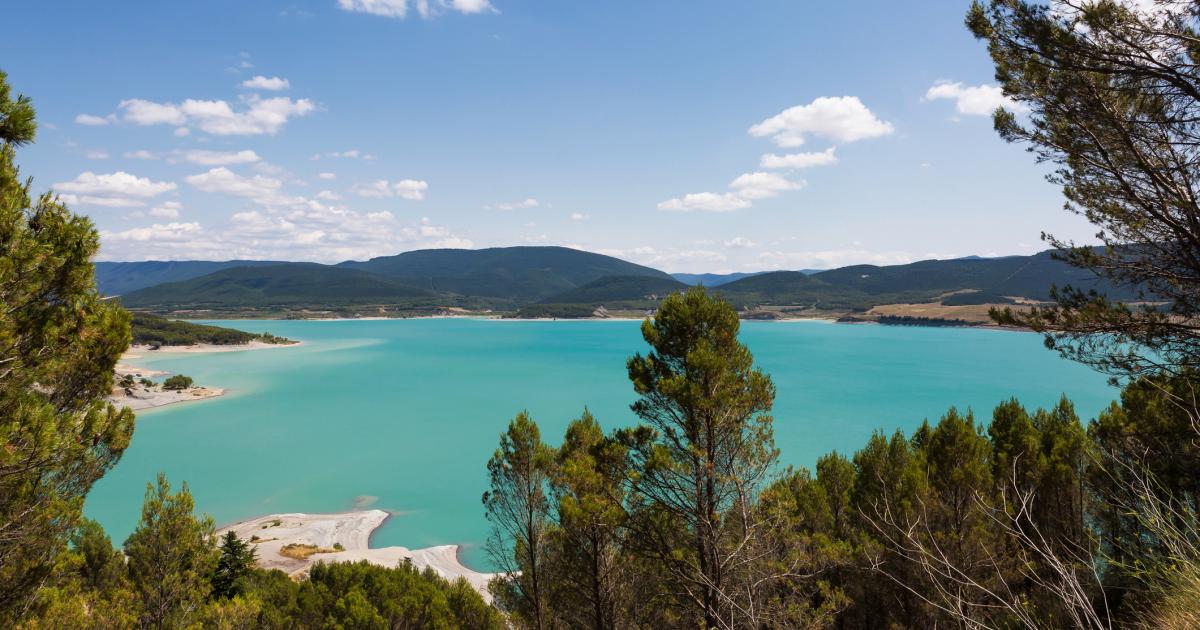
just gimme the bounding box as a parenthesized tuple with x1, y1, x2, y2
(0, 69, 135, 621)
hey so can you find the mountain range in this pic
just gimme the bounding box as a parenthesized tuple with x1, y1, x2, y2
(98, 245, 1135, 320)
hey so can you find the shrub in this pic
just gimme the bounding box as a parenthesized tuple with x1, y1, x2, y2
(161, 375, 193, 391)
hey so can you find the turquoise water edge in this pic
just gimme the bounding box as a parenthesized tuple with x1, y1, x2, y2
(86, 319, 1118, 570)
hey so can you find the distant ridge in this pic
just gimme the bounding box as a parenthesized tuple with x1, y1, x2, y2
(337, 246, 672, 301)
(95, 260, 287, 296)
(119, 263, 433, 310)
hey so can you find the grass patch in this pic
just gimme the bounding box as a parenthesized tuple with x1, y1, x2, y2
(280, 543, 339, 560)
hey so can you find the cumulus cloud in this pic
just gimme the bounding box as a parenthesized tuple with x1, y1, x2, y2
(338, 0, 496, 18)
(658, 172, 802, 212)
(757, 248, 917, 270)
(124, 149, 157, 160)
(351, 179, 428, 200)
(177, 149, 261, 166)
(724, 237, 758, 248)
(486, 197, 539, 210)
(101, 221, 202, 243)
(749, 96, 894, 147)
(241, 75, 290, 91)
(760, 147, 838, 169)
(922, 80, 1028, 116)
(75, 113, 113, 126)
(317, 172, 337, 180)
(185, 167, 295, 206)
(729, 171, 804, 200)
(118, 95, 315, 136)
(54, 171, 177, 208)
(657, 192, 752, 213)
(149, 201, 182, 218)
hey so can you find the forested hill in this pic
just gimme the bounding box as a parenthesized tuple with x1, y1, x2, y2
(337, 246, 673, 300)
(105, 247, 1143, 318)
(94, 260, 286, 296)
(714, 249, 1139, 311)
(119, 263, 434, 310)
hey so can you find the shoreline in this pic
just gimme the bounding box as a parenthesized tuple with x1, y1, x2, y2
(216, 510, 497, 602)
(110, 340, 302, 411)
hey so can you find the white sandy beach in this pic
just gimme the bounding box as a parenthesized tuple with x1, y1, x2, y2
(111, 340, 300, 411)
(217, 510, 497, 602)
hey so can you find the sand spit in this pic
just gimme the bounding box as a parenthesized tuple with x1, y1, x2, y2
(217, 510, 497, 602)
(110, 384, 225, 411)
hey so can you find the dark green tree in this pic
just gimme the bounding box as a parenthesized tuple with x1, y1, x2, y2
(123, 473, 218, 630)
(970, 0, 1200, 381)
(483, 411, 554, 629)
(545, 409, 630, 629)
(623, 287, 779, 627)
(211, 530, 257, 600)
(0, 69, 135, 621)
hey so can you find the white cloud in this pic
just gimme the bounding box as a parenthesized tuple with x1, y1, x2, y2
(185, 167, 297, 206)
(177, 149, 262, 166)
(724, 237, 758, 248)
(54, 171, 177, 208)
(657, 192, 751, 213)
(757, 248, 917, 270)
(85, 149, 110, 160)
(118, 95, 315, 136)
(75, 113, 112, 126)
(241, 75, 290, 91)
(749, 96, 894, 147)
(569, 212, 590, 222)
(173, 127, 191, 137)
(486, 197, 539, 211)
(124, 149, 157, 160)
(923, 80, 1028, 116)
(149, 201, 182, 218)
(760, 147, 838, 169)
(315, 190, 341, 200)
(317, 172, 337, 180)
(729, 171, 804, 200)
(339, 0, 496, 18)
(101, 222, 202, 243)
(351, 179, 428, 200)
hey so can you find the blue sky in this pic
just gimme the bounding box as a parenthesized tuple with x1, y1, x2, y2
(1, 1, 1095, 271)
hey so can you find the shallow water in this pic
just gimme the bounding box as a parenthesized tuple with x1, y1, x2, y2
(86, 319, 1118, 569)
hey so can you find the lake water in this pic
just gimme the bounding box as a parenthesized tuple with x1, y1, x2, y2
(85, 318, 1118, 570)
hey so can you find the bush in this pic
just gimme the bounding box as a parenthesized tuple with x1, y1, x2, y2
(161, 375, 193, 391)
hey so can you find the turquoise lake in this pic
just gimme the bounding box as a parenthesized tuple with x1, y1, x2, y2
(86, 319, 1119, 570)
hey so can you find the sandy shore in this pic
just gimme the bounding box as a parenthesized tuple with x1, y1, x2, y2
(110, 341, 300, 411)
(217, 510, 497, 602)
(124, 340, 301, 357)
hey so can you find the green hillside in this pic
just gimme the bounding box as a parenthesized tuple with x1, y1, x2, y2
(338, 246, 673, 301)
(716, 250, 1138, 311)
(130, 313, 294, 347)
(94, 260, 285, 296)
(120, 263, 434, 311)
(515, 275, 688, 318)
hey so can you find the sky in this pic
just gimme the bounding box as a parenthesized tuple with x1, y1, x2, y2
(1, 0, 1098, 272)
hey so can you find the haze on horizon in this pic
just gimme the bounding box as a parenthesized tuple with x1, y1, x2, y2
(0, 1, 1096, 273)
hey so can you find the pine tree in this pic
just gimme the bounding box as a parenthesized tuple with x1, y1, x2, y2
(123, 473, 218, 630)
(211, 531, 257, 600)
(0, 69, 135, 621)
(622, 287, 779, 627)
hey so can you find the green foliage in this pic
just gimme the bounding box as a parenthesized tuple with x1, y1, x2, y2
(120, 263, 436, 310)
(211, 531, 257, 600)
(876, 315, 979, 327)
(123, 473, 218, 630)
(161, 374, 194, 390)
(341, 245, 675, 301)
(131, 312, 294, 346)
(0, 69, 135, 622)
(483, 411, 554, 629)
(94, 260, 286, 296)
